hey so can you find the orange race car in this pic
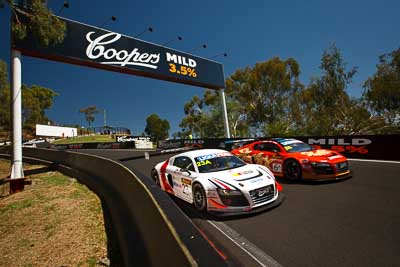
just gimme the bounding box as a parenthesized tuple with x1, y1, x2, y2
(231, 138, 352, 181)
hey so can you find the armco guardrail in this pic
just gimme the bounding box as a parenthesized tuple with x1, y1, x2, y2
(11, 148, 227, 267)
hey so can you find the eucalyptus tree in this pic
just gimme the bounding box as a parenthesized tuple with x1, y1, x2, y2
(363, 47, 400, 130)
(145, 113, 170, 142)
(300, 44, 359, 135)
(79, 106, 99, 127)
(2, 0, 66, 46)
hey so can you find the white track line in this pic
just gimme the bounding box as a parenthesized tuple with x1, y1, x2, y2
(348, 158, 400, 164)
(208, 220, 282, 267)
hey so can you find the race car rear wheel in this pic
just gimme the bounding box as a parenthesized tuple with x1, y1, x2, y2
(193, 183, 207, 212)
(284, 159, 302, 181)
(151, 168, 160, 187)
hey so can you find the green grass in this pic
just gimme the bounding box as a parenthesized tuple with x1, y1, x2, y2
(0, 199, 34, 215)
(42, 174, 70, 186)
(52, 134, 115, 144)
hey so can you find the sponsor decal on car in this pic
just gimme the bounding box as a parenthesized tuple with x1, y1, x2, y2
(196, 160, 212, 167)
(272, 163, 282, 173)
(328, 155, 343, 160)
(173, 181, 182, 189)
(279, 139, 303, 146)
(196, 152, 231, 161)
(301, 149, 333, 157)
(181, 178, 192, 185)
(249, 177, 264, 184)
(232, 170, 254, 176)
(211, 178, 234, 190)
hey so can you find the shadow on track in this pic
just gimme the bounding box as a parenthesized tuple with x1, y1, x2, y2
(275, 175, 353, 186)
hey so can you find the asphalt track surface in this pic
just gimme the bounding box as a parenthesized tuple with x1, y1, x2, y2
(81, 149, 400, 267)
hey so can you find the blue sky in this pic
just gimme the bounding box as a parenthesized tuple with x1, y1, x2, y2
(1, 0, 399, 135)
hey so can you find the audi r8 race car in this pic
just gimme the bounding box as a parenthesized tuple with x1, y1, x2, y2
(151, 149, 284, 215)
(231, 138, 351, 181)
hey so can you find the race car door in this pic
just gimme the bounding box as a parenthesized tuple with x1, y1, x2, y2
(170, 156, 195, 203)
(253, 142, 284, 174)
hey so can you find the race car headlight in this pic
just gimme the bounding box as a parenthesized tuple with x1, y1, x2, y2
(310, 162, 331, 168)
(310, 161, 334, 174)
(217, 188, 243, 196)
(216, 188, 249, 206)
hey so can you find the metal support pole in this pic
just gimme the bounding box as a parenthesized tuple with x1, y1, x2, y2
(10, 49, 24, 181)
(220, 88, 231, 138)
(104, 109, 107, 127)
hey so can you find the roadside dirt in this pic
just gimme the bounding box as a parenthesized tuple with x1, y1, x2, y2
(0, 159, 107, 266)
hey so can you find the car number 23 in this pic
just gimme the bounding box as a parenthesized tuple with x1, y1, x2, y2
(196, 160, 211, 167)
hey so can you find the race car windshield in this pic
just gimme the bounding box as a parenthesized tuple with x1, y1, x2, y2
(283, 142, 313, 153)
(195, 155, 246, 173)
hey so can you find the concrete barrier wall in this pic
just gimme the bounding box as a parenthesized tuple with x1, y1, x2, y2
(158, 135, 400, 161)
(15, 148, 227, 267)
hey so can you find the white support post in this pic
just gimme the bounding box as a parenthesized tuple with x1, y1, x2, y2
(10, 49, 24, 180)
(104, 109, 107, 127)
(220, 88, 231, 138)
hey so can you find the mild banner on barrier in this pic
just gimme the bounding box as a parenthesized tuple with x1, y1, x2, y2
(158, 135, 400, 161)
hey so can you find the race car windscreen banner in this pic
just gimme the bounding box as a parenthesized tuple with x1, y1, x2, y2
(12, 16, 225, 89)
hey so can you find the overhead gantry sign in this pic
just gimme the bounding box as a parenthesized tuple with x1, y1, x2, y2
(13, 16, 225, 89)
(10, 15, 230, 184)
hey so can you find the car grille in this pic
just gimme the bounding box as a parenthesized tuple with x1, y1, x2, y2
(335, 161, 349, 173)
(249, 185, 275, 205)
(312, 165, 334, 175)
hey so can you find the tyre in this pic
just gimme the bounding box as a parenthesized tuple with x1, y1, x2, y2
(284, 159, 302, 181)
(151, 168, 160, 187)
(193, 183, 207, 212)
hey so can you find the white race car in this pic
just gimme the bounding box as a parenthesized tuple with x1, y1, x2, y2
(151, 149, 284, 215)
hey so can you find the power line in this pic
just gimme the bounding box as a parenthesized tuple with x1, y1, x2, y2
(134, 27, 154, 38)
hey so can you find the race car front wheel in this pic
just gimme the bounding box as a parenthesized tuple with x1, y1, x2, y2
(193, 183, 207, 212)
(151, 169, 160, 187)
(284, 159, 302, 181)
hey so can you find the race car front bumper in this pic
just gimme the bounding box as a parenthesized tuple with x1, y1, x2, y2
(302, 170, 353, 181)
(209, 193, 285, 217)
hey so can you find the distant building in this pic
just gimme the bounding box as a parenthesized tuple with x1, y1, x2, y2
(36, 124, 77, 138)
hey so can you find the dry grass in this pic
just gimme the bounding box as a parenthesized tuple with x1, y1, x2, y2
(0, 159, 107, 267)
(52, 135, 115, 145)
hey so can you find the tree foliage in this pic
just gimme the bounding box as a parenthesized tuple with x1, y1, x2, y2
(176, 44, 400, 138)
(22, 84, 58, 125)
(178, 57, 304, 138)
(299, 44, 360, 135)
(227, 57, 304, 136)
(0, 61, 10, 129)
(2, 0, 66, 47)
(0, 60, 58, 131)
(145, 113, 170, 142)
(363, 47, 400, 127)
(79, 106, 99, 127)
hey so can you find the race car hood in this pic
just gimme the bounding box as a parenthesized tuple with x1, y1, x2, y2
(202, 164, 275, 190)
(295, 149, 346, 162)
